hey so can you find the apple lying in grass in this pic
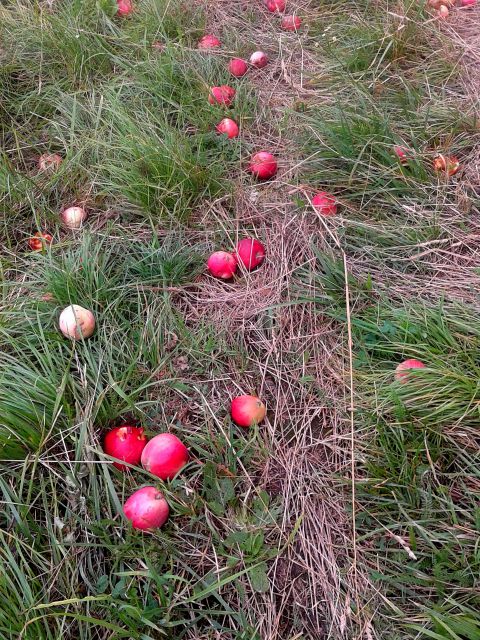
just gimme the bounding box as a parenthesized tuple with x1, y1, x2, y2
(61, 205, 87, 229)
(281, 15, 302, 31)
(123, 486, 169, 531)
(437, 4, 450, 17)
(248, 151, 278, 180)
(460, 0, 476, 6)
(231, 395, 266, 428)
(235, 238, 266, 270)
(28, 232, 53, 251)
(265, 0, 286, 11)
(208, 86, 236, 107)
(38, 153, 62, 172)
(141, 433, 189, 480)
(228, 58, 248, 77)
(394, 359, 426, 382)
(433, 154, 460, 176)
(198, 34, 221, 49)
(104, 425, 147, 471)
(250, 51, 269, 68)
(116, 0, 133, 16)
(59, 304, 96, 340)
(207, 251, 238, 279)
(216, 117, 239, 139)
(312, 192, 338, 216)
(393, 145, 410, 165)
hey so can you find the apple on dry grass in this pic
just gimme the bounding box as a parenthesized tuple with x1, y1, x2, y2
(216, 118, 239, 139)
(208, 86, 236, 107)
(123, 486, 169, 531)
(235, 238, 265, 270)
(250, 51, 269, 68)
(265, 0, 286, 11)
(198, 34, 221, 49)
(207, 251, 237, 279)
(433, 154, 460, 176)
(281, 15, 302, 31)
(228, 58, 248, 77)
(59, 304, 96, 340)
(312, 192, 338, 216)
(28, 232, 53, 251)
(231, 395, 266, 428)
(61, 206, 87, 229)
(141, 433, 189, 480)
(248, 152, 278, 180)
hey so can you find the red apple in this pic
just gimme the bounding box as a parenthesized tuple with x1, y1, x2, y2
(250, 51, 269, 69)
(123, 486, 169, 531)
(61, 205, 87, 229)
(141, 433, 189, 480)
(208, 85, 236, 107)
(38, 153, 62, 172)
(265, 0, 286, 11)
(312, 192, 338, 216)
(117, 0, 133, 16)
(216, 118, 239, 139)
(394, 359, 426, 382)
(393, 145, 410, 165)
(460, 0, 476, 6)
(103, 425, 147, 471)
(231, 395, 266, 428)
(207, 251, 237, 279)
(59, 304, 96, 340)
(28, 232, 53, 251)
(281, 15, 302, 31)
(235, 238, 265, 270)
(228, 58, 248, 77)
(198, 34, 221, 49)
(433, 154, 460, 176)
(248, 151, 278, 180)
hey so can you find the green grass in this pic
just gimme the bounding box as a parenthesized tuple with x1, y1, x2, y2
(1, 0, 479, 637)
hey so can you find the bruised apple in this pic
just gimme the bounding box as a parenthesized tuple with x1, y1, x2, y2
(103, 425, 147, 470)
(208, 85, 236, 107)
(38, 153, 62, 172)
(394, 359, 426, 382)
(235, 238, 265, 270)
(61, 206, 87, 229)
(198, 34, 221, 49)
(28, 232, 53, 251)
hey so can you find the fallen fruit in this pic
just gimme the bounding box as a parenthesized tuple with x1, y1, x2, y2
(231, 395, 266, 428)
(265, 0, 286, 11)
(207, 251, 238, 279)
(216, 117, 239, 139)
(228, 58, 248, 77)
(281, 15, 302, 31)
(198, 34, 221, 49)
(250, 51, 269, 69)
(116, 0, 133, 16)
(59, 304, 96, 340)
(61, 205, 87, 229)
(38, 153, 62, 172)
(248, 151, 278, 180)
(141, 433, 189, 480)
(460, 0, 476, 5)
(103, 425, 148, 471)
(312, 192, 338, 216)
(152, 40, 165, 52)
(433, 154, 460, 176)
(123, 486, 169, 531)
(28, 232, 53, 251)
(235, 238, 266, 270)
(208, 85, 236, 107)
(437, 4, 450, 17)
(393, 145, 410, 165)
(394, 359, 426, 382)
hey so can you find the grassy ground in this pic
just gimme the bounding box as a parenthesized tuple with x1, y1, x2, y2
(0, 0, 479, 638)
